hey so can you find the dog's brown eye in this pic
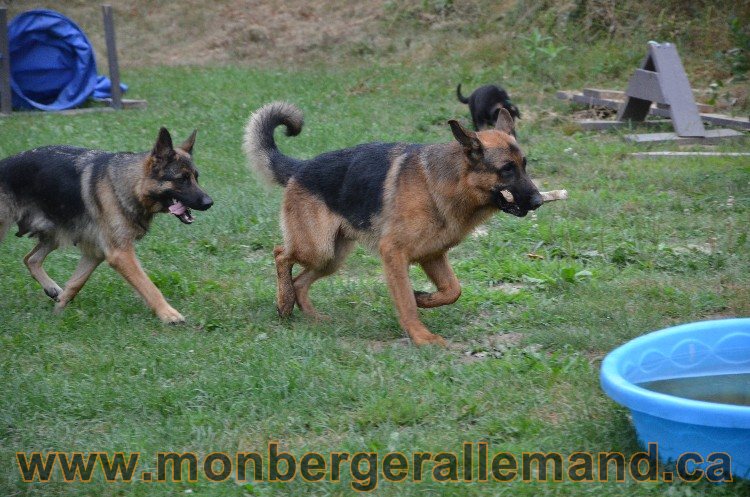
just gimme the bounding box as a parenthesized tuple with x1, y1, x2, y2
(499, 162, 515, 180)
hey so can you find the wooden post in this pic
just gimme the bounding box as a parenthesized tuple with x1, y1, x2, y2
(101, 5, 122, 110)
(651, 43, 705, 137)
(617, 42, 705, 137)
(0, 7, 12, 115)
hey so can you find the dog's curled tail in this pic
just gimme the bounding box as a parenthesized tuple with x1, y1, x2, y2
(243, 101, 304, 187)
(456, 84, 469, 104)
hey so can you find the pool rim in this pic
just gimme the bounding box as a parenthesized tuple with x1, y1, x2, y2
(600, 318, 750, 428)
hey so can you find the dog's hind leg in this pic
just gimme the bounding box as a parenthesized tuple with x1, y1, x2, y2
(414, 252, 461, 309)
(24, 238, 63, 301)
(274, 245, 296, 317)
(279, 184, 353, 320)
(54, 253, 103, 314)
(293, 236, 355, 320)
(292, 268, 327, 319)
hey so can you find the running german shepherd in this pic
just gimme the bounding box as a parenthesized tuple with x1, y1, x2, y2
(243, 102, 542, 346)
(0, 128, 213, 323)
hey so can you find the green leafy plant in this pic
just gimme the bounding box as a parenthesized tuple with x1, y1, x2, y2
(521, 28, 569, 84)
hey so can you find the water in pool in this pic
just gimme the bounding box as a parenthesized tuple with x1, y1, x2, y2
(639, 373, 750, 406)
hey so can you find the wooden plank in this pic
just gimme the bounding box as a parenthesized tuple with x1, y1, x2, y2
(617, 52, 654, 123)
(576, 119, 670, 131)
(96, 98, 147, 109)
(631, 151, 750, 159)
(650, 42, 705, 137)
(583, 88, 625, 99)
(575, 88, 713, 111)
(102, 5, 122, 110)
(571, 93, 622, 110)
(560, 90, 746, 130)
(0, 106, 116, 118)
(624, 128, 744, 144)
(583, 87, 711, 101)
(577, 120, 625, 130)
(657, 102, 715, 113)
(700, 113, 750, 130)
(0, 8, 12, 115)
(625, 69, 665, 103)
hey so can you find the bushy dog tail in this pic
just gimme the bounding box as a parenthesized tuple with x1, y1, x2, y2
(243, 101, 304, 187)
(456, 84, 469, 104)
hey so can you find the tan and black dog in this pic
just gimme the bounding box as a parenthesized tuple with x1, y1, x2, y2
(243, 102, 542, 346)
(0, 128, 213, 322)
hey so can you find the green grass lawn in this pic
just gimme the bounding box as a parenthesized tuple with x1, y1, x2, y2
(0, 64, 748, 496)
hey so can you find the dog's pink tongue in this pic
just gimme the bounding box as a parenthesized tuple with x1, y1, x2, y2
(169, 201, 187, 216)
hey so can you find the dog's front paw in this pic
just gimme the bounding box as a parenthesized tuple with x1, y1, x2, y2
(410, 332, 447, 348)
(53, 302, 66, 315)
(158, 306, 185, 324)
(44, 285, 63, 302)
(276, 298, 295, 317)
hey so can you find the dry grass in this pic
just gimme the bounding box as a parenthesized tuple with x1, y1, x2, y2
(5, 0, 389, 68)
(5, 0, 747, 79)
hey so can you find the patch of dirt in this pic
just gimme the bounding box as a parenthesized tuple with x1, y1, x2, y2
(201, 1, 387, 66)
(491, 282, 526, 295)
(346, 332, 532, 362)
(364, 337, 412, 353)
(457, 332, 536, 364)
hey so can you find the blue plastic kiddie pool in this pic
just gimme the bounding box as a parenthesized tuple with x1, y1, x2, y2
(600, 318, 750, 480)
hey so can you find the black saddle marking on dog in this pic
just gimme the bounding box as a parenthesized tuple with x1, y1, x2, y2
(0, 146, 87, 224)
(297, 142, 412, 230)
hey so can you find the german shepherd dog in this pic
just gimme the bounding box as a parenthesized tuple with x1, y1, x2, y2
(0, 128, 213, 323)
(243, 102, 542, 346)
(457, 83, 521, 131)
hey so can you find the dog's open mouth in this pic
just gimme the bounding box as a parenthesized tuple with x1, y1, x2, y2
(168, 199, 195, 224)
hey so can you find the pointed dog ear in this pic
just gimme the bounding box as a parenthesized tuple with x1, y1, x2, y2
(152, 127, 175, 160)
(494, 107, 516, 135)
(448, 120, 483, 163)
(179, 129, 198, 155)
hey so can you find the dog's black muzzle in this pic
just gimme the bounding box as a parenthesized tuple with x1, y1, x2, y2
(176, 189, 213, 211)
(166, 189, 213, 225)
(188, 193, 214, 211)
(492, 187, 543, 218)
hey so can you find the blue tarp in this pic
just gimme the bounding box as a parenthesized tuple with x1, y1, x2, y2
(5, 9, 126, 111)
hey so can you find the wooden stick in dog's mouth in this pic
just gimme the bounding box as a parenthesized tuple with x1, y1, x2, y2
(500, 189, 568, 204)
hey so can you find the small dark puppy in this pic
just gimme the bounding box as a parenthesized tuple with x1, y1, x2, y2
(0, 129, 213, 322)
(457, 83, 521, 131)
